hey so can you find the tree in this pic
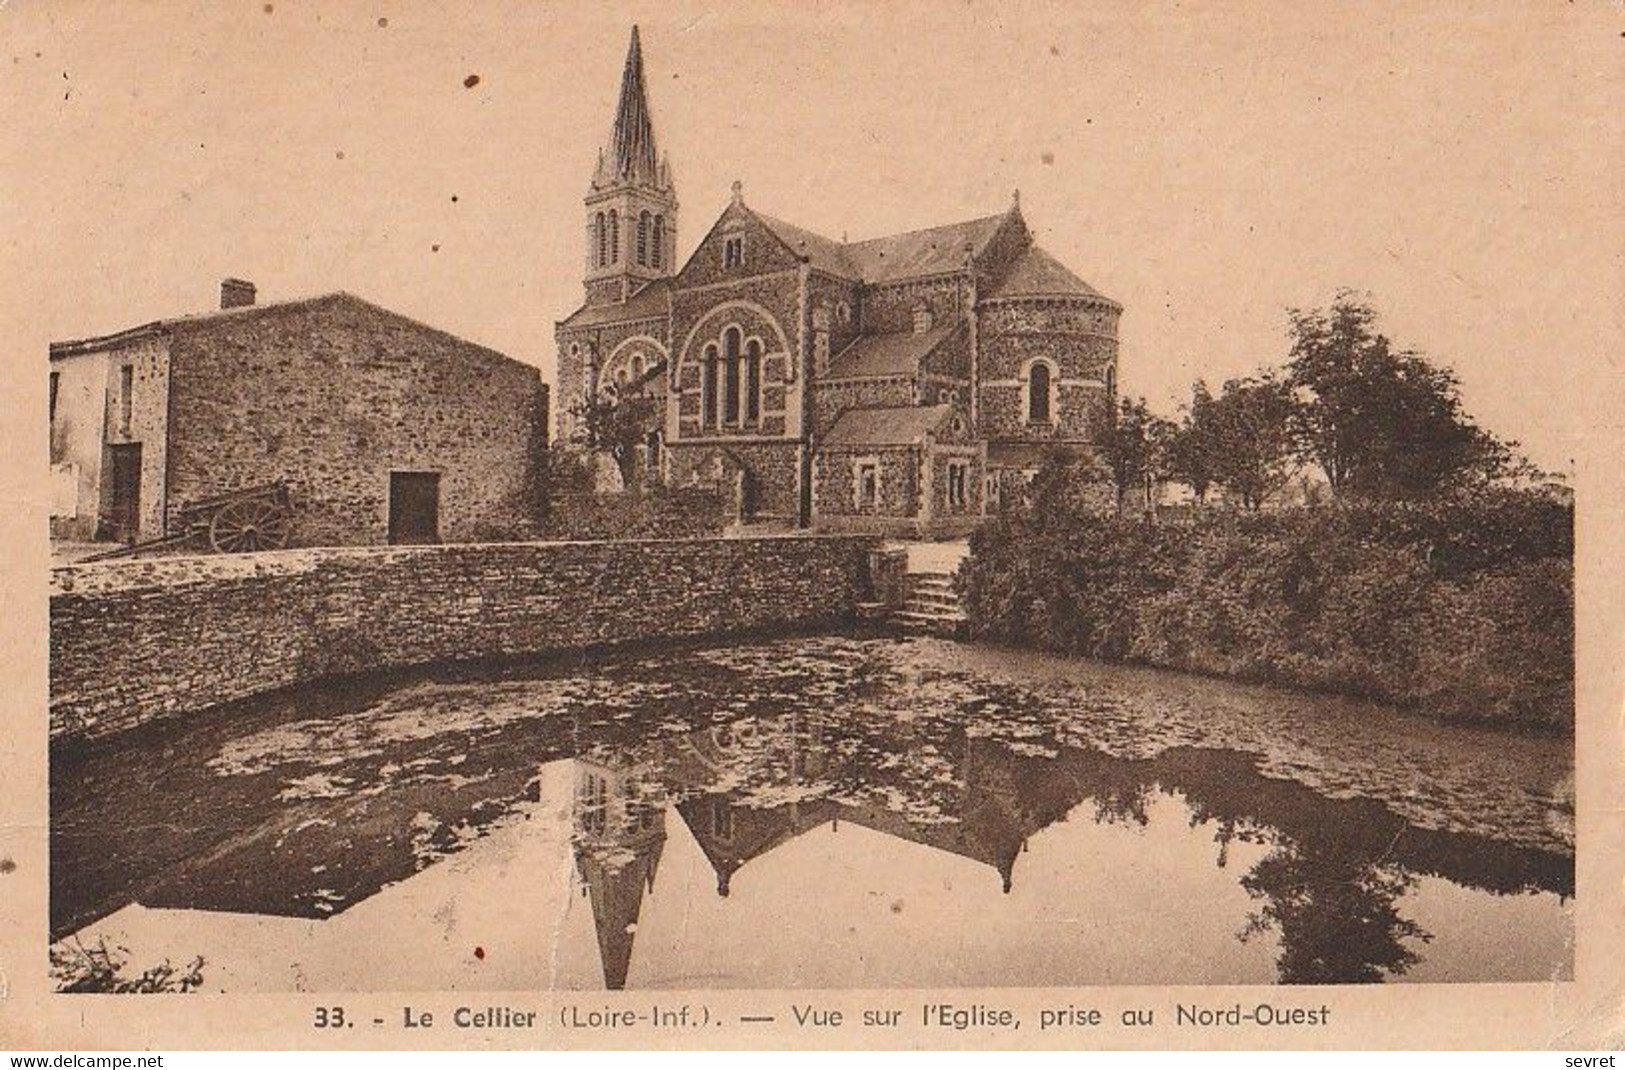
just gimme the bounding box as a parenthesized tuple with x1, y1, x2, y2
(1165, 381, 1221, 503)
(1096, 396, 1176, 513)
(568, 382, 660, 488)
(1286, 292, 1513, 500)
(1206, 374, 1298, 510)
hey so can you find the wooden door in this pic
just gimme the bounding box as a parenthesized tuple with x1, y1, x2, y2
(388, 471, 440, 545)
(106, 444, 142, 543)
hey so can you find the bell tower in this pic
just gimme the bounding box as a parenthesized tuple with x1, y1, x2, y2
(584, 26, 678, 308)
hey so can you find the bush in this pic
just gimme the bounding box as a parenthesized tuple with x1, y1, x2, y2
(960, 466, 1574, 732)
(539, 487, 730, 541)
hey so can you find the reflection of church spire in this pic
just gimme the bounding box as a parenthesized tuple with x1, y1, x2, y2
(572, 758, 668, 991)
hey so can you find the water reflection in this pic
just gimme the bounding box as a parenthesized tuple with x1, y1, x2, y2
(51, 636, 1573, 989)
(556, 709, 1569, 988)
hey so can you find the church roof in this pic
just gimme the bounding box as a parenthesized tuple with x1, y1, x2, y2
(827, 327, 953, 380)
(750, 211, 860, 278)
(559, 279, 671, 329)
(823, 404, 952, 447)
(749, 208, 1012, 283)
(846, 214, 1008, 282)
(988, 245, 1114, 303)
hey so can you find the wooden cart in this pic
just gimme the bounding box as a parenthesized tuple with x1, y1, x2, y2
(82, 482, 292, 562)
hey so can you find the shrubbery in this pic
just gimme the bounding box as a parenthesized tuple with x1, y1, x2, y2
(960, 464, 1574, 732)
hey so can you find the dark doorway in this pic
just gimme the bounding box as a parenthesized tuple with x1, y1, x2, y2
(388, 471, 440, 545)
(106, 443, 142, 543)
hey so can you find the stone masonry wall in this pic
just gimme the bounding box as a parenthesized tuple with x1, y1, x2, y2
(164, 296, 548, 547)
(49, 534, 879, 743)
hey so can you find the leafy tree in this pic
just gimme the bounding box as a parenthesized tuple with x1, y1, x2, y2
(1286, 292, 1513, 499)
(1165, 381, 1221, 503)
(568, 382, 660, 488)
(1097, 395, 1176, 512)
(1206, 374, 1299, 510)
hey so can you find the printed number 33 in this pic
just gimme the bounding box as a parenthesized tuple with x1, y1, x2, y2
(314, 1006, 348, 1028)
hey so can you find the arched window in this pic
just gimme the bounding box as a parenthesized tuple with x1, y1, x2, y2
(1027, 360, 1054, 424)
(722, 327, 742, 426)
(631, 354, 644, 378)
(701, 343, 719, 429)
(595, 213, 606, 268)
(744, 339, 762, 426)
(911, 301, 933, 334)
(608, 210, 620, 264)
(1105, 364, 1117, 400)
(636, 211, 650, 266)
(651, 214, 664, 268)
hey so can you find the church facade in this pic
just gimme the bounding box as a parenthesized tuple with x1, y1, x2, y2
(556, 28, 1121, 537)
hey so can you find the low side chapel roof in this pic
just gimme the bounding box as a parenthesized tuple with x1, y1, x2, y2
(826, 326, 954, 380)
(822, 404, 954, 447)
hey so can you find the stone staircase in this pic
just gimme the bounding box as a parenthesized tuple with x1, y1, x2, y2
(894, 570, 967, 637)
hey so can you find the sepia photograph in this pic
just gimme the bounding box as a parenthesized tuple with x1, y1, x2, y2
(5, 0, 1620, 1051)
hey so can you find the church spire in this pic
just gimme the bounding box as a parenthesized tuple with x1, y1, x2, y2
(609, 25, 661, 187)
(582, 25, 678, 306)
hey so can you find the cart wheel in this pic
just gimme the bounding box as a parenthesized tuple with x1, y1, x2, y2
(208, 498, 290, 553)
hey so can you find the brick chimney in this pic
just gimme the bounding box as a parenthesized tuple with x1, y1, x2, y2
(220, 278, 256, 309)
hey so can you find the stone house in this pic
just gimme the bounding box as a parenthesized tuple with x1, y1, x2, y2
(556, 28, 1122, 539)
(49, 281, 548, 549)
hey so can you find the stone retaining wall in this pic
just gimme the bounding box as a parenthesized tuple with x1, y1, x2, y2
(50, 535, 879, 742)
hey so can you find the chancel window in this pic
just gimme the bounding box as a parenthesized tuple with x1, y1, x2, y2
(1026, 360, 1054, 425)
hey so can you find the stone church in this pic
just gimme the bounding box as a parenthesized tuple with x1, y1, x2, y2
(556, 28, 1121, 537)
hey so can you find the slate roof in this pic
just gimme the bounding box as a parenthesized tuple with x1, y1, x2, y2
(846, 214, 1008, 283)
(559, 279, 672, 329)
(752, 211, 859, 279)
(988, 245, 1113, 303)
(827, 327, 953, 380)
(751, 210, 1010, 283)
(823, 404, 951, 447)
(49, 291, 519, 367)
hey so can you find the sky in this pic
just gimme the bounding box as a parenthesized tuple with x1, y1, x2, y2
(3, 0, 1620, 472)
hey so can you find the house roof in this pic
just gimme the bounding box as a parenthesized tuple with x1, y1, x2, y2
(559, 279, 672, 329)
(827, 326, 952, 380)
(49, 291, 531, 374)
(987, 244, 1115, 303)
(823, 404, 951, 447)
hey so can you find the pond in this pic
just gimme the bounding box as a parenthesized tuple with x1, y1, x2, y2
(51, 634, 1574, 991)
